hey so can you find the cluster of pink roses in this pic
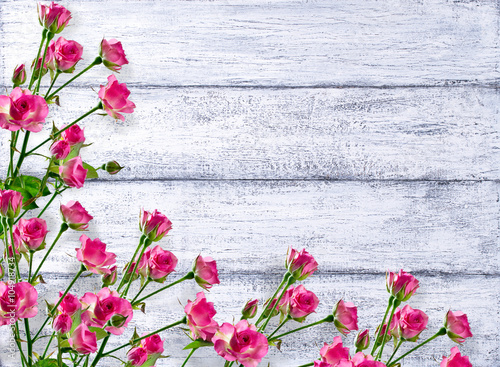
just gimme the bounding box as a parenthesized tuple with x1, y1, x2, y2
(127, 334, 165, 366)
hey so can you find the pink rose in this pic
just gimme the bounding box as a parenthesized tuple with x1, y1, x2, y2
(100, 39, 129, 71)
(0, 282, 38, 325)
(315, 362, 335, 367)
(193, 255, 220, 290)
(0, 189, 23, 218)
(350, 352, 387, 367)
(12, 64, 26, 86)
(242, 299, 259, 320)
(184, 292, 219, 341)
(140, 209, 173, 242)
(52, 37, 83, 72)
(355, 330, 370, 351)
(57, 291, 81, 316)
(53, 313, 72, 334)
(61, 124, 85, 146)
(333, 300, 359, 335)
(60, 201, 93, 230)
(76, 235, 116, 275)
(148, 245, 178, 282)
(38, 2, 72, 33)
(288, 285, 319, 321)
(127, 347, 148, 366)
(141, 334, 164, 355)
(0, 88, 49, 132)
(59, 156, 88, 188)
(50, 139, 71, 160)
(286, 247, 318, 281)
(445, 311, 473, 344)
(386, 270, 419, 302)
(16, 218, 49, 252)
(441, 346, 472, 367)
(399, 305, 428, 341)
(98, 75, 135, 121)
(213, 320, 268, 367)
(68, 324, 97, 354)
(320, 336, 350, 365)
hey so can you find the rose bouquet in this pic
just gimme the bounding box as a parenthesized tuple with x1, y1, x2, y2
(0, 3, 474, 367)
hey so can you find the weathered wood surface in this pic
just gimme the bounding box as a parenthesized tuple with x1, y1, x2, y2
(1, 0, 500, 87)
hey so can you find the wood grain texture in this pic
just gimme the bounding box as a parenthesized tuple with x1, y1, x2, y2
(1, 0, 500, 87)
(1, 86, 499, 180)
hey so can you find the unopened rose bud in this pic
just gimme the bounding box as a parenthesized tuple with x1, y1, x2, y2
(38, 2, 72, 34)
(333, 300, 358, 336)
(355, 329, 370, 351)
(140, 209, 172, 242)
(50, 139, 71, 160)
(241, 299, 259, 319)
(286, 247, 318, 281)
(0, 190, 23, 218)
(102, 266, 117, 286)
(110, 313, 128, 328)
(104, 161, 123, 175)
(53, 313, 72, 334)
(262, 298, 279, 318)
(386, 269, 419, 302)
(445, 310, 473, 344)
(12, 64, 26, 87)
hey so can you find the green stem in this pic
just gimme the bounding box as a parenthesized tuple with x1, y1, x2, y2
(38, 187, 67, 219)
(7, 131, 16, 178)
(370, 296, 394, 356)
(25, 104, 102, 157)
(268, 316, 290, 339)
(89, 333, 111, 367)
(29, 29, 47, 90)
(57, 333, 63, 367)
(376, 299, 400, 360)
(7, 219, 21, 281)
(101, 317, 187, 357)
(24, 318, 33, 367)
(132, 272, 194, 306)
(14, 322, 29, 367)
(255, 272, 290, 326)
(131, 279, 151, 304)
(28, 252, 33, 282)
(46, 57, 102, 101)
(45, 71, 60, 99)
(181, 347, 198, 367)
(259, 274, 294, 332)
(35, 33, 54, 95)
(387, 339, 403, 365)
(268, 316, 332, 341)
(31, 222, 68, 282)
(41, 332, 56, 359)
(33, 265, 86, 341)
(121, 242, 149, 298)
(297, 364, 314, 367)
(13, 131, 31, 179)
(116, 236, 145, 292)
(388, 328, 446, 366)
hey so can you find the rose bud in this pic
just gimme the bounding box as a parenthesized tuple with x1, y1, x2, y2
(53, 37, 83, 73)
(0, 88, 49, 132)
(60, 201, 93, 231)
(288, 285, 319, 322)
(386, 270, 419, 302)
(127, 347, 148, 367)
(242, 299, 259, 320)
(59, 156, 88, 188)
(400, 305, 428, 341)
(355, 329, 370, 351)
(61, 124, 85, 146)
(193, 255, 220, 290)
(333, 300, 358, 335)
(140, 209, 172, 242)
(98, 75, 136, 121)
(375, 324, 391, 345)
(17, 218, 49, 252)
(12, 64, 26, 87)
(185, 292, 219, 341)
(262, 298, 279, 318)
(102, 265, 118, 287)
(213, 320, 268, 367)
(100, 39, 129, 71)
(441, 346, 472, 367)
(388, 307, 402, 339)
(147, 245, 177, 282)
(57, 292, 81, 316)
(277, 286, 294, 316)
(53, 313, 72, 334)
(0, 281, 38, 325)
(68, 324, 97, 354)
(124, 248, 150, 282)
(286, 247, 318, 281)
(0, 190, 23, 218)
(76, 235, 116, 275)
(50, 139, 71, 160)
(445, 310, 473, 344)
(141, 334, 164, 355)
(38, 2, 72, 33)
(104, 160, 123, 175)
(319, 336, 350, 366)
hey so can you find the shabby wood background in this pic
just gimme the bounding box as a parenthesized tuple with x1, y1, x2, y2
(0, 0, 499, 366)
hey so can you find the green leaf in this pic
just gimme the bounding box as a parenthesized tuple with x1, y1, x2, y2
(83, 162, 98, 179)
(183, 340, 214, 350)
(34, 359, 68, 367)
(88, 326, 109, 340)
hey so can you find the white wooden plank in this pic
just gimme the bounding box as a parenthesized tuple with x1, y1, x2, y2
(2, 86, 499, 180)
(17, 180, 499, 276)
(1, 0, 499, 87)
(0, 273, 496, 366)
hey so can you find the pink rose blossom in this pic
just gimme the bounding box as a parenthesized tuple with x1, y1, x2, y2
(315, 362, 335, 367)
(0, 190, 23, 218)
(76, 235, 116, 275)
(59, 156, 87, 188)
(60, 201, 93, 230)
(12, 64, 26, 86)
(68, 324, 97, 354)
(16, 218, 49, 252)
(148, 245, 178, 282)
(184, 292, 219, 341)
(49, 37, 83, 73)
(445, 311, 473, 344)
(57, 291, 81, 316)
(242, 299, 259, 319)
(333, 300, 358, 335)
(193, 255, 220, 290)
(38, 2, 72, 33)
(53, 313, 72, 334)
(213, 320, 268, 367)
(286, 247, 318, 281)
(100, 39, 129, 71)
(350, 352, 387, 367)
(441, 346, 472, 367)
(127, 347, 148, 366)
(98, 75, 135, 121)
(61, 124, 85, 146)
(399, 305, 428, 341)
(288, 285, 319, 321)
(355, 329, 370, 351)
(386, 270, 419, 302)
(320, 336, 350, 365)
(0, 282, 38, 325)
(141, 334, 164, 355)
(0, 88, 49, 132)
(50, 139, 71, 160)
(140, 209, 172, 242)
